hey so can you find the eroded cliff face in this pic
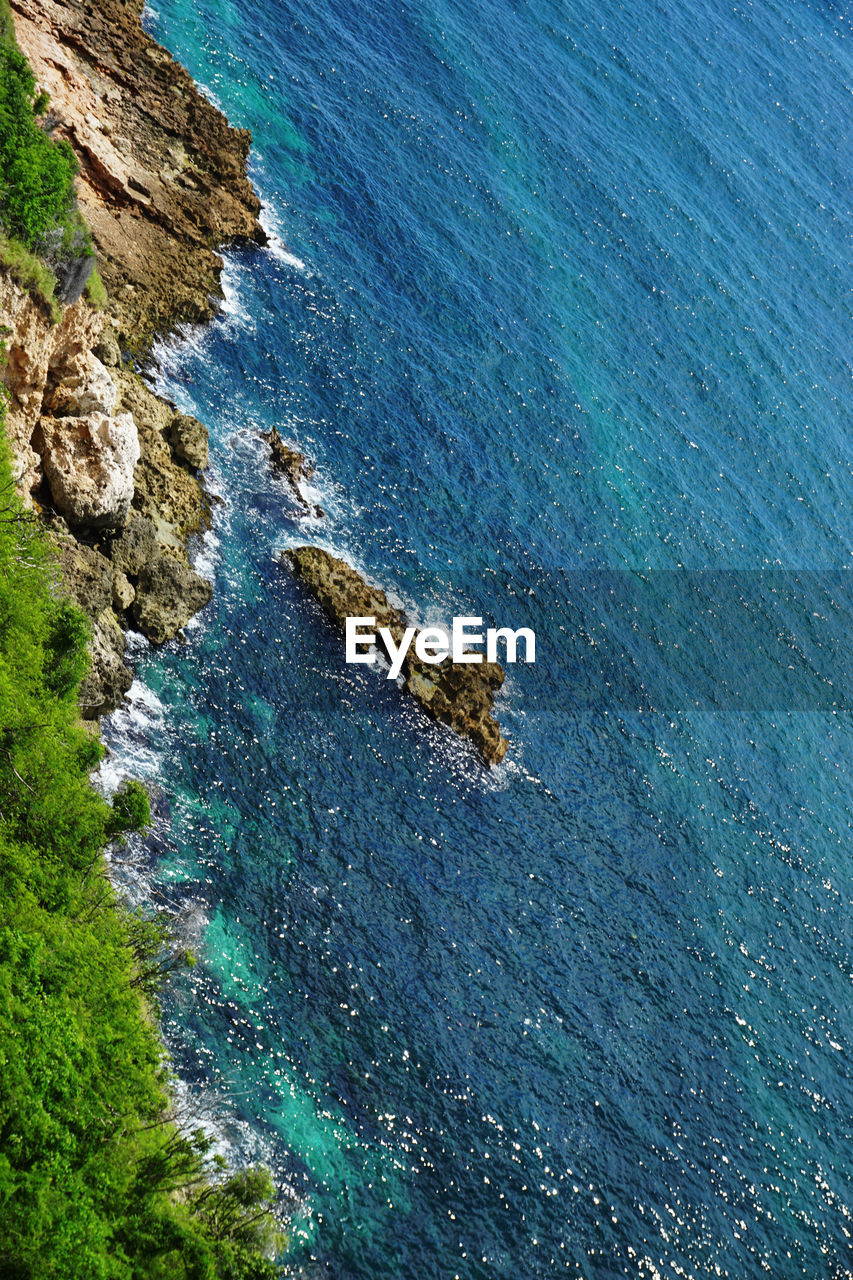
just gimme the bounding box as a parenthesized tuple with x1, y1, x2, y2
(0, 269, 215, 715)
(0, 0, 265, 716)
(10, 0, 265, 351)
(1, 275, 101, 492)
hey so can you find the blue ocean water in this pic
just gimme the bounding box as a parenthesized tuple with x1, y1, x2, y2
(105, 0, 852, 1275)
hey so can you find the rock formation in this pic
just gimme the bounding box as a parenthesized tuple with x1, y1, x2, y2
(283, 546, 508, 765)
(9, 0, 265, 352)
(0, 0, 266, 716)
(262, 425, 323, 518)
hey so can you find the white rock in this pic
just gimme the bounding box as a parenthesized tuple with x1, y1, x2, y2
(41, 410, 140, 528)
(71, 356, 118, 417)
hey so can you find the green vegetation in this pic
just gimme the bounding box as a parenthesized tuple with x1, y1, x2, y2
(85, 264, 108, 310)
(0, 404, 284, 1275)
(0, 232, 60, 321)
(0, 0, 94, 312)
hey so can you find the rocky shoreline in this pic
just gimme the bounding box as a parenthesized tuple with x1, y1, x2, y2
(0, 0, 511, 764)
(1, 0, 265, 716)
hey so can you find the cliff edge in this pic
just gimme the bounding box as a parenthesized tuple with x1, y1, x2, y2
(1, 0, 265, 716)
(10, 0, 264, 350)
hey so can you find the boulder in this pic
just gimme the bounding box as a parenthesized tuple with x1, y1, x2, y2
(41, 410, 140, 528)
(45, 353, 117, 418)
(105, 513, 158, 577)
(167, 411, 209, 471)
(132, 553, 213, 644)
(53, 533, 113, 617)
(78, 609, 134, 719)
(94, 326, 122, 368)
(112, 568, 135, 612)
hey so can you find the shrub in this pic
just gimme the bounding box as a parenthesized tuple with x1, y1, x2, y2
(0, 13, 96, 309)
(0, 232, 60, 318)
(86, 264, 107, 308)
(108, 778, 151, 836)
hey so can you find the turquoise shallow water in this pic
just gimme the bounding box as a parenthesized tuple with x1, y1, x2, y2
(104, 0, 852, 1275)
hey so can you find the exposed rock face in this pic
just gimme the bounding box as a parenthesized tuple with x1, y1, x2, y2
(0, 274, 214, 674)
(283, 546, 508, 765)
(0, 0, 264, 711)
(132, 554, 213, 645)
(106, 514, 159, 579)
(53, 528, 133, 719)
(10, 0, 265, 352)
(115, 369, 211, 540)
(41, 409, 140, 528)
(262, 425, 322, 518)
(0, 274, 102, 491)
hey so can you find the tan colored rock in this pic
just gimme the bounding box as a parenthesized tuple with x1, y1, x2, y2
(114, 369, 211, 540)
(132, 553, 213, 645)
(0, 0, 266, 714)
(53, 530, 113, 616)
(105, 513, 158, 578)
(0, 273, 102, 492)
(283, 546, 508, 765)
(79, 608, 134, 719)
(46, 353, 117, 418)
(167, 412, 209, 471)
(51, 528, 133, 717)
(41, 409, 140, 528)
(94, 326, 121, 368)
(112, 568, 135, 612)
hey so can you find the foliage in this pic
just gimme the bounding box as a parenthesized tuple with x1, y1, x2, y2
(0, 4, 94, 308)
(108, 779, 151, 837)
(0, 233, 60, 320)
(85, 264, 107, 309)
(0, 409, 285, 1275)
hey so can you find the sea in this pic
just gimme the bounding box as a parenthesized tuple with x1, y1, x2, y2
(101, 0, 852, 1275)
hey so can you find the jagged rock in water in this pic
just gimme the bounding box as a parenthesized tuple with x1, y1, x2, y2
(283, 545, 508, 765)
(262, 425, 323, 518)
(131, 553, 213, 645)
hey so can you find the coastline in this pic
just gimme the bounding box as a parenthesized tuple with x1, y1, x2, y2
(0, 0, 289, 1270)
(2, 0, 265, 712)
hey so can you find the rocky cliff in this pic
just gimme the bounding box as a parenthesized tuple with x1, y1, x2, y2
(0, 0, 265, 717)
(10, 0, 264, 351)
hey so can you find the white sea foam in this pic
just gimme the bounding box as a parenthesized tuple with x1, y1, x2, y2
(258, 204, 313, 276)
(97, 678, 166, 794)
(192, 524, 222, 584)
(218, 260, 256, 331)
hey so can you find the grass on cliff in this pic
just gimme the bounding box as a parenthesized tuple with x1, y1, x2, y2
(0, 402, 284, 1276)
(0, 232, 61, 320)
